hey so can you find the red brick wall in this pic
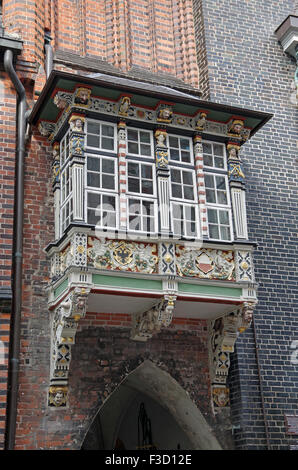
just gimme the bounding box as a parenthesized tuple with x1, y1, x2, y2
(14, 311, 213, 450)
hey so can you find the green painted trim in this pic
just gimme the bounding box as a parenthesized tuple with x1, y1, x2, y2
(92, 274, 163, 291)
(54, 278, 69, 298)
(178, 282, 242, 298)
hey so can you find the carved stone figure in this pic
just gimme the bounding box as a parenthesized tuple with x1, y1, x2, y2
(69, 115, 85, 132)
(155, 129, 167, 147)
(74, 87, 91, 106)
(195, 112, 207, 131)
(157, 105, 173, 123)
(119, 96, 131, 116)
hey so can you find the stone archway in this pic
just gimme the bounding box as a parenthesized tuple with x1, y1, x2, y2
(81, 360, 222, 450)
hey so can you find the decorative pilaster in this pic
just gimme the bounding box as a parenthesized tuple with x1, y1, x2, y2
(193, 133, 208, 237)
(209, 301, 256, 413)
(48, 286, 91, 407)
(68, 113, 86, 222)
(118, 121, 128, 230)
(155, 128, 170, 234)
(52, 142, 61, 240)
(226, 119, 248, 240)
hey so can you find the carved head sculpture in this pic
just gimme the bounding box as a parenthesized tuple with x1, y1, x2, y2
(213, 386, 229, 407)
(119, 96, 131, 116)
(74, 87, 91, 106)
(48, 386, 68, 407)
(229, 119, 244, 136)
(195, 112, 207, 130)
(155, 129, 167, 147)
(157, 105, 173, 123)
(69, 115, 85, 132)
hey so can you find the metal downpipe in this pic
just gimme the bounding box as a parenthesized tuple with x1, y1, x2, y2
(3, 48, 27, 450)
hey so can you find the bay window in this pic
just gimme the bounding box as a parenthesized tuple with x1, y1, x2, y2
(58, 118, 233, 242)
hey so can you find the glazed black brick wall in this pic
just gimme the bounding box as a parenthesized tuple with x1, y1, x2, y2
(193, 0, 298, 449)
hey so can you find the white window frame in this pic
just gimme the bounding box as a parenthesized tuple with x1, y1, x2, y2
(60, 130, 70, 168)
(126, 160, 157, 197)
(204, 172, 230, 208)
(127, 197, 158, 234)
(60, 160, 73, 235)
(206, 207, 233, 242)
(170, 201, 200, 239)
(85, 153, 118, 229)
(85, 118, 117, 153)
(85, 153, 118, 193)
(126, 126, 154, 158)
(169, 167, 197, 203)
(204, 172, 233, 241)
(167, 134, 194, 165)
(202, 140, 227, 171)
(86, 190, 119, 230)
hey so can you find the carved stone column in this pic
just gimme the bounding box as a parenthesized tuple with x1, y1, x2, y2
(51, 142, 61, 240)
(155, 128, 170, 235)
(226, 119, 248, 240)
(68, 113, 86, 223)
(48, 286, 91, 407)
(118, 120, 128, 230)
(193, 133, 208, 238)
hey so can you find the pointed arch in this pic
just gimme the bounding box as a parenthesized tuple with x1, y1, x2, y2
(81, 359, 222, 450)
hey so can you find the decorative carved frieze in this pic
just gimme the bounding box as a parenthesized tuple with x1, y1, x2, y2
(176, 246, 235, 281)
(87, 238, 159, 274)
(235, 250, 255, 282)
(159, 242, 176, 275)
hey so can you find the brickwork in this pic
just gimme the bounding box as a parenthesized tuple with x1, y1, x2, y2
(193, 0, 298, 449)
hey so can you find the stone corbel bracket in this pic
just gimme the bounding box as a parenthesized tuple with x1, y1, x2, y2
(209, 300, 257, 413)
(48, 286, 91, 407)
(131, 294, 177, 342)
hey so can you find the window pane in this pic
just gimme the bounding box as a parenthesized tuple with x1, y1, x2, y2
(102, 175, 115, 190)
(206, 189, 216, 203)
(180, 138, 190, 150)
(141, 165, 152, 179)
(207, 208, 218, 223)
(87, 135, 99, 147)
(87, 173, 100, 188)
(182, 171, 193, 185)
(128, 162, 139, 177)
(171, 169, 181, 183)
(204, 174, 214, 188)
(181, 151, 191, 163)
(170, 149, 179, 161)
(87, 192, 101, 208)
(129, 199, 140, 213)
(173, 219, 183, 236)
(140, 131, 150, 143)
(169, 136, 179, 148)
(87, 157, 100, 171)
(101, 137, 114, 150)
(128, 142, 138, 154)
(203, 143, 212, 154)
(213, 144, 224, 156)
(185, 206, 196, 221)
(87, 209, 99, 225)
(128, 178, 140, 193)
(142, 200, 154, 216)
(141, 180, 153, 195)
(214, 156, 224, 169)
(173, 204, 183, 219)
(127, 129, 138, 141)
(87, 122, 100, 134)
(102, 194, 116, 209)
(140, 144, 151, 156)
(220, 226, 230, 240)
(203, 154, 213, 166)
(102, 124, 114, 137)
(209, 224, 219, 239)
(184, 186, 194, 200)
(102, 158, 115, 174)
(143, 216, 154, 233)
(172, 184, 182, 199)
(217, 191, 228, 205)
(129, 215, 141, 231)
(216, 176, 226, 190)
(186, 221, 196, 237)
(219, 210, 229, 225)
